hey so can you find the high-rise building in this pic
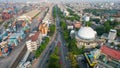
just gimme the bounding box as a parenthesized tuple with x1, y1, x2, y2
(108, 29, 117, 40)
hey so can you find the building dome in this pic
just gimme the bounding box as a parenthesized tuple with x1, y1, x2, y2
(78, 27, 97, 40)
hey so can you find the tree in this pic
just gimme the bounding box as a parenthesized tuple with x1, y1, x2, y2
(67, 38, 81, 55)
(60, 19, 67, 30)
(52, 6, 57, 19)
(49, 24, 56, 36)
(48, 54, 60, 68)
(79, 46, 85, 54)
(35, 37, 49, 58)
(117, 29, 120, 36)
(63, 30, 70, 41)
(110, 42, 114, 46)
(95, 26, 106, 36)
(48, 46, 60, 68)
(68, 52, 79, 68)
(91, 18, 100, 23)
(86, 21, 92, 26)
(104, 21, 113, 33)
(67, 8, 74, 14)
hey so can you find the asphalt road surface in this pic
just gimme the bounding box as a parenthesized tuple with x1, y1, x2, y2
(32, 6, 71, 68)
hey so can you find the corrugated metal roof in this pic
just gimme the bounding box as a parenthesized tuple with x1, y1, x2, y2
(100, 45, 120, 60)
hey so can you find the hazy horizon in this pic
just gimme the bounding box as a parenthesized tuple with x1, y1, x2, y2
(0, 0, 119, 3)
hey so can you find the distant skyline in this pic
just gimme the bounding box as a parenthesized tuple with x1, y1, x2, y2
(0, 0, 119, 3)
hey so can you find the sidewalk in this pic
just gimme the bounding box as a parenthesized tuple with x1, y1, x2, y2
(31, 29, 57, 68)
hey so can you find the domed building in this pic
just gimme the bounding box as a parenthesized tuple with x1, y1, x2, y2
(76, 27, 98, 48)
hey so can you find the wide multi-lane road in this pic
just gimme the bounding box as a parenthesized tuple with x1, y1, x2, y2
(56, 5, 71, 68)
(35, 5, 71, 68)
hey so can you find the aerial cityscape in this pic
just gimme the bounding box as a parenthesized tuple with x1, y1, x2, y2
(0, 0, 120, 68)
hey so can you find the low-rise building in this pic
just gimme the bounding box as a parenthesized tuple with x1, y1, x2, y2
(70, 30, 75, 38)
(26, 32, 42, 52)
(73, 22, 81, 29)
(84, 49, 101, 67)
(94, 45, 120, 68)
(112, 15, 120, 22)
(39, 23, 48, 37)
(83, 16, 90, 22)
(64, 10, 69, 16)
(67, 25, 74, 30)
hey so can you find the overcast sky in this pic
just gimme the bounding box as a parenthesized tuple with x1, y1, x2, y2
(0, 0, 119, 3)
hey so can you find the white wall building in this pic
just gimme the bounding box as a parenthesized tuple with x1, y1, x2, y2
(67, 25, 74, 30)
(70, 30, 75, 38)
(83, 16, 90, 22)
(108, 29, 117, 41)
(26, 40, 38, 52)
(64, 10, 69, 16)
(26, 32, 42, 52)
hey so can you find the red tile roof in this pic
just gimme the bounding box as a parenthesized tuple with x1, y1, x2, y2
(74, 23, 81, 28)
(100, 45, 120, 60)
(29, 32, 40, 41)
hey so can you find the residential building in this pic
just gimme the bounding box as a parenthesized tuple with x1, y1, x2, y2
(26, 32, 42, 52)
(73, 22, 81, 28)
(64, 10, 69, 16)
(67, 25, 74, 30)
(84, 49, 101, 67)
(39, 23, 48, 37)
(70, 30, 75, 38)
(94, 45, 120, 68)
(83, 16, 90, 22)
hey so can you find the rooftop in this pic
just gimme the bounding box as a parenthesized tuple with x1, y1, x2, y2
(100, 45, 120, 60)
(97, 54, 120, 68)
(78, 27, 97, 40)
(73, 22, 81, 28)
(29, 32, 40, 41)
(84, 52, 97, 67)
